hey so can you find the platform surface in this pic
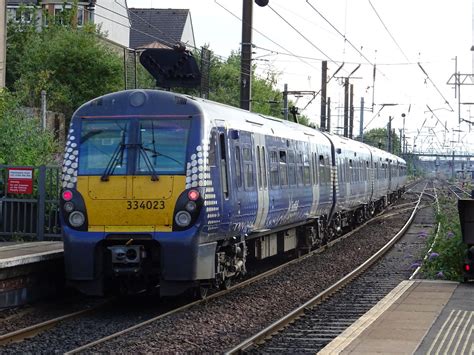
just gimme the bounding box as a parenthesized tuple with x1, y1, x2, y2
(0, 241, 64, 268)
(320, 280, 473, 354)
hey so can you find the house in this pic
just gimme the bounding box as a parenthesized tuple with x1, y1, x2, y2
(6, 0, 130, 48)
(128, 8, 195, 50)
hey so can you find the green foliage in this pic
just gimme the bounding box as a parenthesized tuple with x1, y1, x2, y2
(6, 10, 124, 119)
(421, 194, 466, 281)
(0, 90, 57, 166)
(358, 128, 401, 155)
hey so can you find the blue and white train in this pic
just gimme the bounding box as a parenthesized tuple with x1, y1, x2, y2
(60, 89, 407, 296)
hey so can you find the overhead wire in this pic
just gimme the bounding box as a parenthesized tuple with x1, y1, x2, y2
(367, 0, 410, 63)
(213, 0, 318, 71)
(305, 0, 374, 66)
(252, 45, 438, 66)
(266, 4, 337, 66)
(418, 63, 455, 112)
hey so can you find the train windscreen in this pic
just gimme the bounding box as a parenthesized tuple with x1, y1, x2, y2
(137, 119, 191, 174)
(78, 120, 129, 175)
(77, 118, 191, 176)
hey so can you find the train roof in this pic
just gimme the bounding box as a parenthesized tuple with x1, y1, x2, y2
(74, 89, 406, 165)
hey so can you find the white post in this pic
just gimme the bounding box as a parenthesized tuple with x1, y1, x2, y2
(41, 90, 47, 131)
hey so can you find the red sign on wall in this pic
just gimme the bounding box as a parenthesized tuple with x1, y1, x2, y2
(7, 168, 34, 194)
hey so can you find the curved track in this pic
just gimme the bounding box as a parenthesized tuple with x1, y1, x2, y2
(226, 181, 431, 354)
(0, 182, 424, 353)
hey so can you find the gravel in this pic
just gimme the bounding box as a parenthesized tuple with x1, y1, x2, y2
(88, 202, 419, 353)
(0, 191, 426, 354)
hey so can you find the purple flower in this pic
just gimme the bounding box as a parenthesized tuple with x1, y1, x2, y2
(410, 262, 421, 269)
(446, 231, 454, 239)
(436, 271, 445, 279)
(429, 252, 439, 260)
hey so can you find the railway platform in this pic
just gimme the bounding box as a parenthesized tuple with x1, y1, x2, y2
(0, 242, 64, 308)
(320, 279, 473, 354)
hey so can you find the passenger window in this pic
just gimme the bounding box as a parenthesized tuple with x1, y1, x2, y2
(243, 147, 254, 189)
(261, 147, 268, 188)
(279, 150, 288, 187)
(312, 153, 318, 185)
(319, 155, 326, 185)
(297, 153, 303, 186)
(270, 150, 279, 188)
(256, 146, 262, 189)
(303, 153, 311, 186)
(208, 132, 217, 167)
(288, 150, 296, 186)
(235, 146, 242, 188)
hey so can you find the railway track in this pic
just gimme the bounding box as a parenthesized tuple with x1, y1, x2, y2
(0, 182, 425, 353)
(447, 184, 471, 199)
(0, 304, 106, 346)
(226, 181, 431, 354)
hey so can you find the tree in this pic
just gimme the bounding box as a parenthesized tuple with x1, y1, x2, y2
(0, 91, 57, 166)
(6, 10, 124, 119)
(358, 128, 401, 156)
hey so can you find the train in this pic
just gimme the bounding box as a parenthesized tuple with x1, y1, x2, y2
(59, 89, 408, 297)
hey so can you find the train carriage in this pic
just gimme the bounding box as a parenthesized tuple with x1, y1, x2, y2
(60, 89, 407, 297)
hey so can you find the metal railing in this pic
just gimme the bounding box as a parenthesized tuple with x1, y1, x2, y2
(0, 165, 62, 240)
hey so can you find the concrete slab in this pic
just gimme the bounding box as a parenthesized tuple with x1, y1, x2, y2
(415, 283, 474, 354)
(0, 242, 63, 268)
(319, 280, 460, 355)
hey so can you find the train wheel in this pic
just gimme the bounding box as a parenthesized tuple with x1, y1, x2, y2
(219, 278, 232, 290)
(194, 283, 210, 300)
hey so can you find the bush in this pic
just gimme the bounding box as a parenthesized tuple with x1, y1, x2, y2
(421, 193, 466, 281)
(7, 13, 124, 119)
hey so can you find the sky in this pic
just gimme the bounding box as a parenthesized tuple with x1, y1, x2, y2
(126, 0, 474, 155)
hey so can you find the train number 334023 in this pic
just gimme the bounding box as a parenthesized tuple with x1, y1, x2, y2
(126, 200, 165, 210)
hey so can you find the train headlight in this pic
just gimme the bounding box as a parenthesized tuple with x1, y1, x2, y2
(69, 211, 85, 227)
(63, 202, 75, 213)
(175, 211, 192, 227)
(185, 201, 197, 212)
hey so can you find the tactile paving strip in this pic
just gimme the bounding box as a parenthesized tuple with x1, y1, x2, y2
(426, 309, 473, 355)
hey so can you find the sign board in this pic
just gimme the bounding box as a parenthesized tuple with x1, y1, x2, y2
(7, 168, 34, 194)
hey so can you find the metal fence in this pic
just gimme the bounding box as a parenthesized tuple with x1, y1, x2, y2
(0, 165, 62, 241)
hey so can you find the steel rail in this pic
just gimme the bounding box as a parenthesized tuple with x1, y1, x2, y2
(225, 182, 427, 354)
(0, 300, 111, 346)
(448, 184, 471, 199)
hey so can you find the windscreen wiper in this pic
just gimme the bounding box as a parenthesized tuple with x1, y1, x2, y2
(101, 143, 125, 181)
(101, 130, 126, 182)
(137, 144, 159, 181)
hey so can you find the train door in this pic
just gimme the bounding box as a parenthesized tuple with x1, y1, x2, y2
(254, 133, 269, 229)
